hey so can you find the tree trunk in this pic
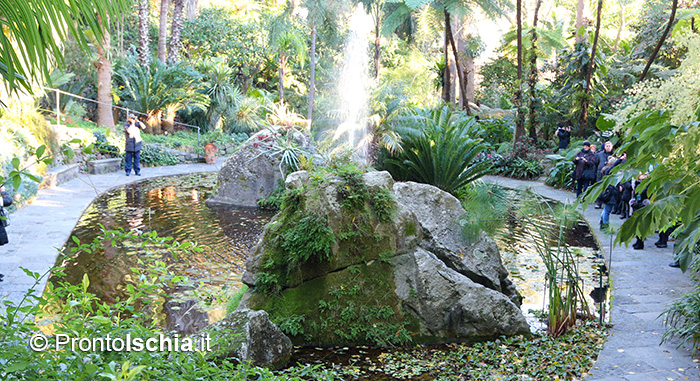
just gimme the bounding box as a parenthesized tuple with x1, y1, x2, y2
(307, 24, 316, 123)
(613, 2, 624, 51)
(638, 0, 678, 82)
(580, 0, 604, 136)
(279, 53, 286, 104)
(442, 29, 455, 103)
(95, 14, 115, 131)
(575, 0, 587, 43)
(514, 0, 525, 143)
(444, 10, 469, 115)
(168, 0, 185, 63)
(374, 15, 380, 79)
(137, 0, 150, 67)
(528, 0, 542, 139)
(163, 108, 176, 135)
(158, 0, 169, 63)
(185, 0, 198, 21)
(146, 112, 162, 135)
(456, 22, 475, 108)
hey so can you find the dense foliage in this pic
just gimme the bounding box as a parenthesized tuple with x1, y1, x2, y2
(382, 106, 492, 194)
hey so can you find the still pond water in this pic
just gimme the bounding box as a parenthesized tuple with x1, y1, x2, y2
(52, 173, 606, 338)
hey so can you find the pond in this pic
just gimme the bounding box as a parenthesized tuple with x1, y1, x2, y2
(51, 173, 607, 339)
(50, 172, 272, 335)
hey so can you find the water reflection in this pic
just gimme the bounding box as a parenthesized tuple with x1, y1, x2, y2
(50, 173, 272, 335)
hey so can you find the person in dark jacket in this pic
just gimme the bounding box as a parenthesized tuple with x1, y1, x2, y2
(556, 123, 571, 150)
(572, 141, 596, 198)
(598, 159, 620, 229)
(618, 180, 633, 219)
(124, 114, 145, 176)
(595, 142, 614, 182)
(0, 185, 12, 281)
(631, 174, 649, 250)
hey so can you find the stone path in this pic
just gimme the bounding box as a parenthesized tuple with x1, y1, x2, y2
(0, 158, 226, 306)
(0, 167, 697, 379)
(483, 176, 699, 381)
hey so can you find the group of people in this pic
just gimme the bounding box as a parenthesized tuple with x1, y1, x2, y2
(568, 138, 679, 266)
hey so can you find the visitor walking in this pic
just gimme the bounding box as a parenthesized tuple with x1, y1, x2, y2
(0, 184, 12, 281)
(124, 114, 145, 176)
(556, 123, 571, 151)
(618, 180, 633, 219)
(572, 141, 596, 198)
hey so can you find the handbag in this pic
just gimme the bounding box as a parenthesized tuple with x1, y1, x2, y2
(0, 207, 8, 227)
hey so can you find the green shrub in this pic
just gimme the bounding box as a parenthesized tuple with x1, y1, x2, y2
(546, 159, 575, 190)
(93, 131, 120, 157)
(139, 144, 179, 166)
(478, 118, 514, 148)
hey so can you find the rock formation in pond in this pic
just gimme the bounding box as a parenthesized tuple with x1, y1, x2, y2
(207, 126, 314, 207)
(237, 169, 530, 346)
(193, 309, 292, 369)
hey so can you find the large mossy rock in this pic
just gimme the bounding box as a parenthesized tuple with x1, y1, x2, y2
(207, 127, 313, 207)
(193, 309, 292, 369)
(238, 169, 529, 346)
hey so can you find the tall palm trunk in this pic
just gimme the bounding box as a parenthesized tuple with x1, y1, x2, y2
(580, 0, 604, 135)
(442, 29, 455, 103)
(158, 0, 169, 63)
(444, 10, 470, 115)
(575, 0, 587, 43)
(639, 0, 678, 82)
(279, 53, 287, 104)
(168, 0, 185, 63)
(613, 2, 624, 51)
(185, 0, 198, 21)
(514, 0, 525, 143)
(137, 0, 150, 67)
(373, 4, 381, 79)
(95, 14, 115, 131)
(307, 24, 316, 122)
(528, 0, 542, 139)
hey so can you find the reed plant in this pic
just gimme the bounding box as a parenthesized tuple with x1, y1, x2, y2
(458, 183, 594, 337)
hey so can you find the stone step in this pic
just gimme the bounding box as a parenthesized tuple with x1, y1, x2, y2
(86, 158, 122, 174)
(39, 164, 80, 189)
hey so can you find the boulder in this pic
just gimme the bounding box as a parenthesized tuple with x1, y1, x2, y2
(392, 248, 529, 340)
(394, 182, 513, 296)
(241, 170, 528, 346)
(207, 126, 315, 207)
(194, 309, 292, 369)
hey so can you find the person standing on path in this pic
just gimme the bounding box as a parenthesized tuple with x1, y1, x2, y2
(124, 114, 145, 176)
(556, 123, 571, 151)
(572, 141, 596, 198)
(0, 185, 12, 281)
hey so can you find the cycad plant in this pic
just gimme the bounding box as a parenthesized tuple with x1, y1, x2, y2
(382, 105, 492, 195)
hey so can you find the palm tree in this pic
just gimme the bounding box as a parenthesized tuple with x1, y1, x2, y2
(95, 14, 115, 130)
(158, 0, 170, 63)
(514, 0, 525, 142)
(303, 0, 346, 122)
(270, 28, 307, 104)
(168, 0, 186, 63)
(0, 0, 128, 93)
(528, 0, 542, 139)
(388, 0, 510, 111)
(199, 58, 237, 131)
(137, 0, 150, 67)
